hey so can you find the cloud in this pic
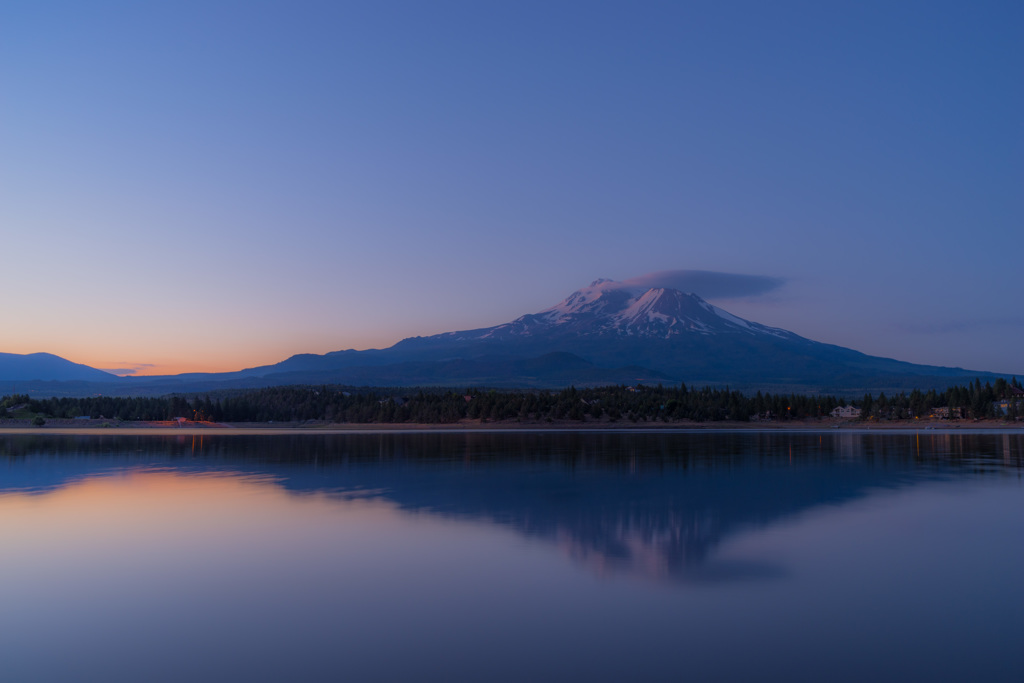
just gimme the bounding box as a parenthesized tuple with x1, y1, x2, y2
(901, 316, 1024, 335)
(613, 270, 786, 300)
(99, 363, 157, 377)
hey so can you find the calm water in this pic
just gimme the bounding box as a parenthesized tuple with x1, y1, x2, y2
(1, 430, 1022, 682)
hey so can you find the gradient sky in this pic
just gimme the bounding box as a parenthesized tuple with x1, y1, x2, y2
(2, 1, 1021, 376)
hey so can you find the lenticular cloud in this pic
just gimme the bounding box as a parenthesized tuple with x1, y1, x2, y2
(610, 270, 785, 300)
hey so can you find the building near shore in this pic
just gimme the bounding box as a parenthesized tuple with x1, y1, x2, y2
(830, 406, 861, 419)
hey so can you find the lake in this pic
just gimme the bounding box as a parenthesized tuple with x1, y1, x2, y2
(1, 430, 1021, 682)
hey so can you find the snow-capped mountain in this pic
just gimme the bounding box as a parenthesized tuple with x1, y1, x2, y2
(379, 277, 985, 390)
(448, 279, 798, 341)
(2, 276, 1005, 396)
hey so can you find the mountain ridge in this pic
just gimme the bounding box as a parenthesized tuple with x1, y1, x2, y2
(422, 280, 801, 343)
(0, 352, 118, 383)
(0, 278, 1013, 397)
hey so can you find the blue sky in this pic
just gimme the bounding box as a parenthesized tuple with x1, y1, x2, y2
(2, 1, 1021, 376)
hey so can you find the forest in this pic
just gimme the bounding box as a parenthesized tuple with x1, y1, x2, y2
(2, 377, 1021, 424)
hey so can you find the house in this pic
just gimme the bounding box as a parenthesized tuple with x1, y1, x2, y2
(993, 400, 1020, 416)
(830, 406, 861, 419)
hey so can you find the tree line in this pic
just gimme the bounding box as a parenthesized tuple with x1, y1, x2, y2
(2, 376, 1021, 424)
(858, 377, 1023, 421)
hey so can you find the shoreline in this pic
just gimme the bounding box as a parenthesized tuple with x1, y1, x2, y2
(1, 417, 1022, 437)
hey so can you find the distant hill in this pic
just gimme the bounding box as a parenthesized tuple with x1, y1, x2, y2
(0, 352, 117, 383)
(0, 278, 1014, 397)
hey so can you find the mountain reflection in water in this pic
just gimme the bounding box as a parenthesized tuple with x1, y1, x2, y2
(2, 431, 1020, 585)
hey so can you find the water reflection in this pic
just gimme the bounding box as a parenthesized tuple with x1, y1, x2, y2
(1, 431, 1022, 683)
(2, 431, 1021, 584)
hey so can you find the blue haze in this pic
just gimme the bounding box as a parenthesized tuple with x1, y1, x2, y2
(1, 1, 1020, 374)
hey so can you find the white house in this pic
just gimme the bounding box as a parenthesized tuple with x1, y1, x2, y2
(830, 405, 861, 419)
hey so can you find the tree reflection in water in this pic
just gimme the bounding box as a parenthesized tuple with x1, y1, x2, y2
(2, 431, 1020, 584)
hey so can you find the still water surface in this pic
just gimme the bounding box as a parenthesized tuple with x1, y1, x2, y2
(1, 431, 1022, 682)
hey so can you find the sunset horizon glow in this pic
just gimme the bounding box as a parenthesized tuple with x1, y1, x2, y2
(2, 2, 1020, 377)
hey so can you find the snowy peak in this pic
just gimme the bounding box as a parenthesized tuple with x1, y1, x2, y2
(613, 288, 704, 334)
(462, 280, 796, 341)
(538, 281, 633, 322)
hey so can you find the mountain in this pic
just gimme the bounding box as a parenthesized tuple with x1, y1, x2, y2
(372, 279, 990, 390)
(0, 278, 1010, 396)
(0, 352, 118, 383)
(433, 278, 799, 341)
(390, 279, 804, 357)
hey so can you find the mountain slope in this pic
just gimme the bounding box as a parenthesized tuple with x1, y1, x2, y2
(456, 279, 800, 341)
(0, 278, 1010, 396)
(383, 279, 983, 388)
(0, 352, 118, 382)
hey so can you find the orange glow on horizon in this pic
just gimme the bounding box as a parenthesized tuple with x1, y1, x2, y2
(3, 315, 478, 379)
(3, 343, 283, 378)
(6, 336, 401, 378)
